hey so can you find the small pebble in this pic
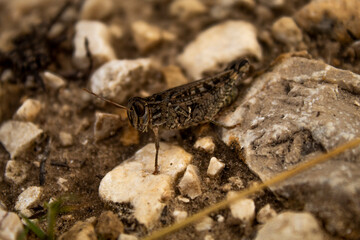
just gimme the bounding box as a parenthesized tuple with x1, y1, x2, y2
(42, 71, 66, 90)
(118, 234, 138, 240)
(14, 99, 42, 122)
(0, 209, 24, 240)
(195, 216, 213, 231)
(177, 196, 190, 203)
(194, 136, 215, 153)
(257, 204, 277, 224)
(59, 131, 73, 147)
(216, 214, 225, 223)
(255, 212, 324, 240)
(131, 21, 175, 53)
(170, 0, 207, 20)
(96, 211, 124, 240)
(207, 157, 225, 177)
(271, 17, 303, 47)
(204, 235, 215, 240)
(57, 178, 68, 191)
(94, 112, 123, 142)
(0, 121, 43, 158)
(227, 192, 255, 225)
(73, 20, 115, 70)
(5, 160, 30, 185)
(172, 210, 188, 222)
(80, 0, 113, 20)
(59, 220, 97, 240)
(15, 186, 43, 217)
(178, 164, 202, 199)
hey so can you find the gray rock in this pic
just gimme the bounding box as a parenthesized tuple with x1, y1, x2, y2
(221, 56, 360, 238)
(178, 20, 262, 79)
(59, 220, 96, 240)
(0, 121, 43, 158)
(255, 212, 324, 240)
(99, 142, 192, 228)
(90, 59, 152, 103)
(294, 0, 360, 44)
(15, 186, 43, 217)
(5, 160, 30, 185)
(0, 209, 24, 240)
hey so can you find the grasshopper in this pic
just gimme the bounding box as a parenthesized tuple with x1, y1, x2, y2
(84, 59, 250, 174)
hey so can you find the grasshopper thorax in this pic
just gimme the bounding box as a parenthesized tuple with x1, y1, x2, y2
(127, 97, 150, 132)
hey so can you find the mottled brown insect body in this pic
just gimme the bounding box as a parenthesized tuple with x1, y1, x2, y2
(85, 59, 250, 174)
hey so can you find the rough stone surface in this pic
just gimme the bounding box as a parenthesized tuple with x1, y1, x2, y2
(15, 186, 43, 217)
(178, 20, 262, 79)
(90, 59, 152, 103)
(0, 121, 43, 158)
(207, 157, 225, 178)
(59, 220, 97, 240)
(131, 21, 175, 53)
(294, 0, 360, 44)
(118, 234, 138, 240)
(5, 160, 30, 185)
(271, 17, 303, 46)
(161, 65, 189, 88)
(169, 0, 207, 20)
(13, 99, 42, 122)
(42, 71, 66, 90)
(195, 216, 214, 232)
(73, 20, 115, 70)
(95, 211, 124, 240)
(94, 112, 123, 142)
(99, 143, 192, 228)
(221, 56, 360, 238)
(172, 209, 188, 222)
(80, 0, 113, 20)
(259, 0, 284, 8)
(256, 204, 277, 224)
(227, 192, 255, 225)
(255, 212, 324, 240)
(59, 131, 73, 147)
(0, 209, 24, 240)
(194, 136, 215, 153)
(178, 164, 202, 199)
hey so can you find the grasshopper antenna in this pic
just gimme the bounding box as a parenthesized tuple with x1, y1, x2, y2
(83, 88, 129, 110)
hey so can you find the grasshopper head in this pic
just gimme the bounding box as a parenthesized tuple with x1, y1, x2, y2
(127, 97, 150, 132)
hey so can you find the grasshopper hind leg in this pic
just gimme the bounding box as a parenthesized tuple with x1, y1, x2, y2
(153, 127, 160, 175)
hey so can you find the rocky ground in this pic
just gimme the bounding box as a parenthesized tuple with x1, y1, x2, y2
(0, 0, 360, 240)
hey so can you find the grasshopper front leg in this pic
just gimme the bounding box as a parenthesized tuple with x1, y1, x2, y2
(153, 127, 160, 175)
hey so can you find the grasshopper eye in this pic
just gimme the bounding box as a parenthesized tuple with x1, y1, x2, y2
(133, 101, 145, 116)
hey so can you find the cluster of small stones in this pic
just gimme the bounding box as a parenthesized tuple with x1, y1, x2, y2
(0, 0, 360, 239)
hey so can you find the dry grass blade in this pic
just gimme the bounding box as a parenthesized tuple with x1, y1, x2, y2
(143, 138, 360, 240)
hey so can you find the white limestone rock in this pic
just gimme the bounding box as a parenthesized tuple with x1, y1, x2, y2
(0, 121, 43, 158)
(172, 209, 188, 222)
(227, 192, 255, 225)
(195, 216, 214, 232)
(271, 17, 303, 47)
(257, 204, 277, 224)
(59, 131, 73, 147)
(194, 136, 215, 153)
(14, 99, 42, 122)
(178, 20, 262, 79)
(42, 71, 66, 90)
(255, 212, 324, 240)
(94, 112, 123, 142)
(5, 160, 30, 185)
(131, 21, 176, 53)
(207, 157, 225, 177)
(99, 142, 192, 228)
(178, 164, 202, 199)
(90, 59, 152, 103)
(80, 0, 114, 20)
(170, 0, 207, 20)
(73, 20, 116, 70)
(0, 209, 24, 240)
(15, 186, 43, 217)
